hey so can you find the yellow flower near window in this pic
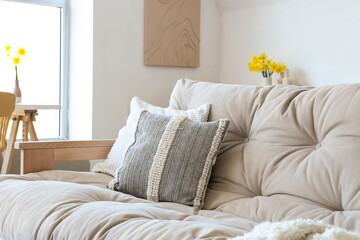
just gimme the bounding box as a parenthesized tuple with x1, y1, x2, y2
(12, 56, 21, 65)
(5, 44, 26, 80)
(16, 47, 26, 57)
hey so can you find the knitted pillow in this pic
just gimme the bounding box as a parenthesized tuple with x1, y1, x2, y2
(93, 97, 211, 177)
(109, 111, 229, 209)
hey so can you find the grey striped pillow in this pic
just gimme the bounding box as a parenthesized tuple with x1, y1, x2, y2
(93, 97, 211, 177)
(109, 111, 229, 209)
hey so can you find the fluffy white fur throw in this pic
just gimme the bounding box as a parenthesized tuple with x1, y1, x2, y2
(231, 219, 360, 240)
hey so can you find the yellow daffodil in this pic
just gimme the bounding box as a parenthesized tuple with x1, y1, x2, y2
(277, 64, 282, 70)
(16, 47, 26, 57)
(248, 61, 254, 71)
(259, 52, 267, 61)
(248, 61, 257, 72)
(12, 56, 21, 65)
(249, 53, 287, 78)
(269, 62, 277, 72)
(252, 55, 261, 64)
(5, 44, 26, 81)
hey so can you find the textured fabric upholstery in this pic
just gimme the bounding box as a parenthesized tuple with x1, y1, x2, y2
(169, 79, 360, 231)
(110, 111, 229, 208)
(0, 171, 256, 239)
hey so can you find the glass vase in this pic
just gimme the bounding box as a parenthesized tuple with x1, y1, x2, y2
(13, 79, 22, 103)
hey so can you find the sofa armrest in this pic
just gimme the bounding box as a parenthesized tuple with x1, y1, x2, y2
(15, 140, 115, 174)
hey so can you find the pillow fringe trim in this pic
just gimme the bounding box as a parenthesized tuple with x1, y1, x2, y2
(193, 119, 228, 209)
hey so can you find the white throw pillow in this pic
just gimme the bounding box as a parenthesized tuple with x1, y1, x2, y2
(93, 97, 211, 177)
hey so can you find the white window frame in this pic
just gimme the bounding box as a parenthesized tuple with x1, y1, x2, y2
(2, 0, 69, 139)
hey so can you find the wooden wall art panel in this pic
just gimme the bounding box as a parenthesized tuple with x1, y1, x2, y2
(144, 0, 200, 68)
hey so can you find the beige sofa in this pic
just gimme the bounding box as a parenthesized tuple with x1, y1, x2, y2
(0, 79, 359, 239)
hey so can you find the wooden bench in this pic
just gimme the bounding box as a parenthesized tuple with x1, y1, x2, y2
(15, 139, 115, 174)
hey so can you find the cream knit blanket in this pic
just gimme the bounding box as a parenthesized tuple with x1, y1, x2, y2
(231, 219, 360, 240)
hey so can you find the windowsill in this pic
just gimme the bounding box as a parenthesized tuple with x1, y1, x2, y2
(12, 137, 66, 142)
(15, 104, 62, 110)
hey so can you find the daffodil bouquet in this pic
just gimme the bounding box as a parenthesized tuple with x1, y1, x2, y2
(5, 44, 26, 80)
(248, 53, 286, 78)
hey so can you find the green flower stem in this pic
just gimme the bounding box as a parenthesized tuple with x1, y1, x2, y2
(15, 65, 18, 80)
(262, 70, 275, 78)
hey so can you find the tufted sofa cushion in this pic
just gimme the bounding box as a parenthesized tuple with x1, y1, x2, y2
(169, 79, 360, 231)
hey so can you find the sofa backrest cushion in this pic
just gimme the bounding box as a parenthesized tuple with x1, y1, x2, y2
(169, 79, 360, 212)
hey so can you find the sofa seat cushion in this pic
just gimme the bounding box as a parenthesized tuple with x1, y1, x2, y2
(0, 171, 256, 239)
(169, 79, 360, 232)
(216, 194, 360, 231)
(0, 170, 114, 188)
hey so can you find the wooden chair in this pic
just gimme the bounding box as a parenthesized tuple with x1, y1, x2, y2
(0, 92, 16, 153)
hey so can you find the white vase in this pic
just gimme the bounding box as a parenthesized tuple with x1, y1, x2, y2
(263, 77, 272, 86)
(13, 79, 22, 103)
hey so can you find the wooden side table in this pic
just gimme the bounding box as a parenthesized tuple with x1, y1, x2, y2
(1, 104, 61, 174)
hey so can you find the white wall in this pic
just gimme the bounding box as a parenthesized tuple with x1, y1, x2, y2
(92, 0, 222, 139)
(219, 0, 360, 86)
(68, 0, 93, 141)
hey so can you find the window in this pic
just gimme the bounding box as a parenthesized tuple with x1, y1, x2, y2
(0, 0, 67, 139)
